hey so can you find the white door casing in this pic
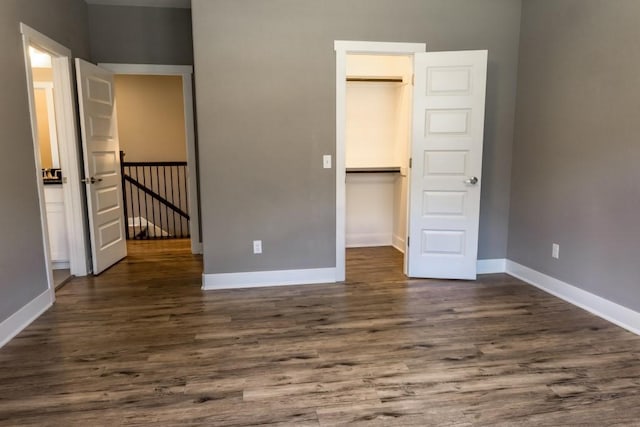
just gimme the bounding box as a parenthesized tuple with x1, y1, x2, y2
(75, 59, 127, 274)
(407, 50, 488, 280)
(334, 41, 427, 282)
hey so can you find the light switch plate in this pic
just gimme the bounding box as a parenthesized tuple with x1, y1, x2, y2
(323, 155, 332, 169)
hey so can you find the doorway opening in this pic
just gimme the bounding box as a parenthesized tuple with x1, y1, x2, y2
(336, 41, 489, 282)
(99, 64, 201, 256)
(334, 41, 426, 282)
(344, 54, 414, 282)
(21, 24, 90, 297)
(31, 55, 72, 288)
(114, 74, 191, 249)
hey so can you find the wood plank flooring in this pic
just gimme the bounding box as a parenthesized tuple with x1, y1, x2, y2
(1, 241, 640, 426)
(52, 268, 72, 289)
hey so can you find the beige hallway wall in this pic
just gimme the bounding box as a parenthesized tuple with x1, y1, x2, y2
(114, 74, 186, 162)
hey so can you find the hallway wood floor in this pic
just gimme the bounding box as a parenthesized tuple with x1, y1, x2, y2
(1, 242, 640, 426)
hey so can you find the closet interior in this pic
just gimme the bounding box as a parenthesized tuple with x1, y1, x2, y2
(345, 54, 413, 269)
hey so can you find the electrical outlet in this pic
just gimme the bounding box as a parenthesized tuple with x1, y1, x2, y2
(253, 240, 262, 254)
(552, 243, 559, 259)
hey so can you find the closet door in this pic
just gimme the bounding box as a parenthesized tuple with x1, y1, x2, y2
(407, 50, 487, 280)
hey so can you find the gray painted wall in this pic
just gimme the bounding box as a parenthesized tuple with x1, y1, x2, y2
(509, 0, 640, 311)
(0, 0, 90, 323)
(193, 0, 522, 275)
(88, 5, 193, 65)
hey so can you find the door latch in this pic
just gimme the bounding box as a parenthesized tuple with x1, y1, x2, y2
(81, 177, 103, 184)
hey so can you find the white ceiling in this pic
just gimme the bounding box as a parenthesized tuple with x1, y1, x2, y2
(85, 0, 190, 8)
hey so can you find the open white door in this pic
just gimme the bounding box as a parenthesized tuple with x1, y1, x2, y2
(407, 50, 487, 280)
(75, 59, 127, 274)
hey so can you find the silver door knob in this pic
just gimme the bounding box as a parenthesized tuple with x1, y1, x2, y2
(464, 176, 479, 185)
(81, 177, 103, 184)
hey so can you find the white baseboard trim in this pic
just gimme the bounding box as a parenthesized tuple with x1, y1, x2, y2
(346, 233, 392, 248)
(506, 260, 640, 336)
(191, 241, 203, 255)
(477, 258, 506, 274)
(202, 267, 337, 290)
(52, 261, 70, 270)
(391, 234, 405, 254)
(0, 289, 53, 348)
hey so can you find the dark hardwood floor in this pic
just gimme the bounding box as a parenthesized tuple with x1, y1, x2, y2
(1, 241, 639, 426)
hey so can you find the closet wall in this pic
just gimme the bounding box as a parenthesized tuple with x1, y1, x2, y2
(345, 54, 412, 251)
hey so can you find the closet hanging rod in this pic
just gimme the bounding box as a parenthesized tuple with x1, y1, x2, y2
(346, 76, 404, 83)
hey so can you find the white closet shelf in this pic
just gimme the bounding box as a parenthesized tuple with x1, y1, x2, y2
(346, 166, 401, 174)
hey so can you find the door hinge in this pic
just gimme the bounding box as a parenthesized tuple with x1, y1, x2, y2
(409, 158, 412, 169)
(411, 74, 415, 86)
(407, 236, 410, 247)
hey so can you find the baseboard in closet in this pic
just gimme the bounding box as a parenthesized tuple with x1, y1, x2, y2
(391, 234, 405, 253)
(346, 233, 392, 248)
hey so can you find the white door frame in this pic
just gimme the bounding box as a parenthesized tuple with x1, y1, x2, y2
(21, 24, 91, 289)
(98, 63, 202, 254)
(334, 41, 426, 281)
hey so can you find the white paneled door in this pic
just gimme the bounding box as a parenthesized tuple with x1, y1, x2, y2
(407, 51, 487, 280)
(75, 59, 127, 274)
